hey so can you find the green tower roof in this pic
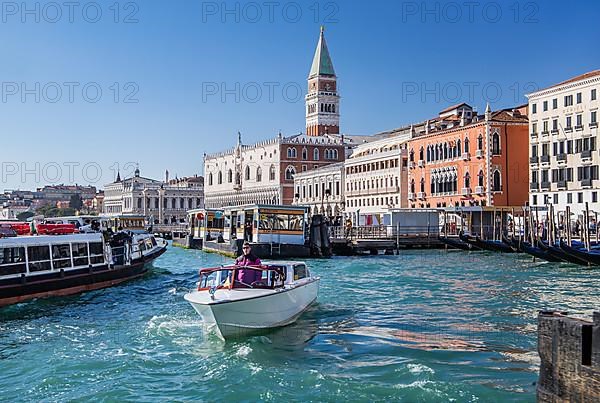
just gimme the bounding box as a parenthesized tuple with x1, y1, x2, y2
(309, 27, 335, 78)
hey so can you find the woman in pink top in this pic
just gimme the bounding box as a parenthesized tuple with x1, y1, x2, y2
(235, 242, 262, 286)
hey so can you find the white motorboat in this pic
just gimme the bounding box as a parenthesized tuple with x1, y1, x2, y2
(184, 262, 319, 340)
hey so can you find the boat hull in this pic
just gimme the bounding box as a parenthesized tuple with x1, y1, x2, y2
(438, 236, 481, 251)
(0, 246, 167, 307)
(459, 233, 514, 253)
(559, 241, 600, 266)
(186, 278, 320, 340)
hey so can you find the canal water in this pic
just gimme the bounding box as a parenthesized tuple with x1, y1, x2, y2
(1, 246, 598, 402)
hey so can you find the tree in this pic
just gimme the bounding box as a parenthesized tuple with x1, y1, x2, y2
(69, 194, 83, 211)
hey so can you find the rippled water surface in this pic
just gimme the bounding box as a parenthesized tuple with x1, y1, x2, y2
(1, 245, 599, 402)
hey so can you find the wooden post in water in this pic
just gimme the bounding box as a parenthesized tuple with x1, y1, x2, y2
(567, 206, 572, 246)
(480, 210, 484, 239)
(585, 202, 591, 251)
(595, 212, 598, 244)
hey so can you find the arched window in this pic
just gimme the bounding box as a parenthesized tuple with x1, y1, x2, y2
(217, 171, 222, 184)
(478, 170, 484, 187)
(410, 179, 415, 193)
(245, 166, 250, 181)
(287, 147, 297, 158)
(333, 150, 338, 159)
(208, 173, 213, 186)
(409, 149, 415, 162)
(256, 167, 262, 182)
(235, 172, 241, 185)
(457, 139, 462, 155)
(420, 178, 425, 193)
(313, 148, 320, 160)
(285, 166, 295, 180)
(419, 147, 424, 161)
(426, 146, 431, 162)
(269, 165, 276, 181)
(464, 138, 470, 153)
(493, 170, 501, 191)
(302, 147, 308, 160)
(227, 169, 233, 183)
(477, 134, 483, 150)
(492, 133, 500, 155)
(464, 172, 471, 188)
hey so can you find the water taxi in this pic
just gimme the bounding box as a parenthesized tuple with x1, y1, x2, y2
(0, 231, 167, 307)
(184, 261, 319, 340)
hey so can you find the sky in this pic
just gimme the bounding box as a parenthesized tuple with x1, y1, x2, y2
(1, 0, 599, 192)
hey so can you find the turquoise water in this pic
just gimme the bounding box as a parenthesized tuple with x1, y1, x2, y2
(1, 246, 598, 402)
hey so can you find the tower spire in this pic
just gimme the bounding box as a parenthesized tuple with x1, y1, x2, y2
(306, 28, 340, 136)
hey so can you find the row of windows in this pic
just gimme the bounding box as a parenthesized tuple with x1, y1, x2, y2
(410, 171, 501, 193)
(531, 89, 597, 114)
(208, 166, 277, 186)
(124, 197, 201, 210)
(533, 191, 599, 206)
(347, 176, 399, 191)
(532, 138, 597, 156)
(346, 158, 399, 175)
(0, 243, 104, 277)
(307, 103, 337, 114)
(533, 111, 598, 134)
(296, 181, 341, 199)
(346, 196, 400, 208)
(415, 133, 501, 163)
(532, 166, 599, 183)
(287, 147, 339, 160)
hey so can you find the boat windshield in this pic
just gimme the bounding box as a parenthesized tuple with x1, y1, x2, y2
(198, 265, 286, 290)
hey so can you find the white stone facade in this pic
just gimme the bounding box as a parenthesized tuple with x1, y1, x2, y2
(528, 71, 600, 216)
(103, 170, 204, 224)
(293, 162, 344, 218)
(344, 134, 410, 225)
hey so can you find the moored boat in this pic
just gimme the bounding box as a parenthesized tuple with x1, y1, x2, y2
(0, 231, 167, 307)
(459, 233, 514, 253)
(184, 262, 319, 340)
(438, 235, 481, 251)
(559, 240, 600, 266)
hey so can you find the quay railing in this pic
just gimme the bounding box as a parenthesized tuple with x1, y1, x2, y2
(330, 225, 440, 241)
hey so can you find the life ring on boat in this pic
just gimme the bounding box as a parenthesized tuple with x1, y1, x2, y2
(196, 213, 204, 220)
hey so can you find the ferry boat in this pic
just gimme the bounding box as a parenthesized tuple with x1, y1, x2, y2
(184, 261, 319, 340)
(0, 231, 167, 307)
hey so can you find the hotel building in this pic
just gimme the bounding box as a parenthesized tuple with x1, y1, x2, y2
(527, 70, 600, 216)
(407, 103, 529, 208)
(292, 162, 344, 218)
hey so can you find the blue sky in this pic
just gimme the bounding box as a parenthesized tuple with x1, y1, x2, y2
(1, 0, 599, 191)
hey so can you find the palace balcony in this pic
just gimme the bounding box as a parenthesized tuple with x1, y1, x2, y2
(551, 129, 559, 135)
(540, 155, 550, 163)
(530, 156, 539, 164)
(418, 160, 425, 168)
(557, 180, 568, 190)
(581, 149, 592, 159)
(475, 149, 484, 158)
(557, 153, 567, 162)
(541, 130, 550, 136)
(461, 187, 471, 196)
(475, 186, 485, 194)
(530, 132, 538, 138)
(541, 181, 551, 190)
(417, 192, 426, 199)
(530, 182, 539, 190)
(408, 161, 416, 169)
(408, 192, 416, 200)
(575, 125, 584, 131)
(590, 122, 598, 129)
(581, 178, 593, 187)
(461, 152, 470, 161)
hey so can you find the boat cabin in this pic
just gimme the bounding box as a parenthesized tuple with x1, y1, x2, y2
(222, 204, 308, 245)
(187, 208, 225, 242)
(197, 261, 312, 291)
(0, 234, 107, 279)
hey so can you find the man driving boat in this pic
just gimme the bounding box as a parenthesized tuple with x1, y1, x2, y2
(234, 242, 262, 287)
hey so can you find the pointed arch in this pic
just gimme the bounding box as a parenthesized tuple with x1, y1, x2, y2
(208, 172, 213, 186)
(285, 165, 296, 181)
(256, 167, 262, 182)
(492, 169, 501, 191)
(227, 169, 233, 183)
(478, 170, 484, 187)
(245, 166, 250, 181)
(313, 148, 320, 160)
(269, 165, 276, 181)
(492, 132, 500, 155)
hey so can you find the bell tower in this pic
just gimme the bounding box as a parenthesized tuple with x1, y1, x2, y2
(305, 26, 340, 136)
